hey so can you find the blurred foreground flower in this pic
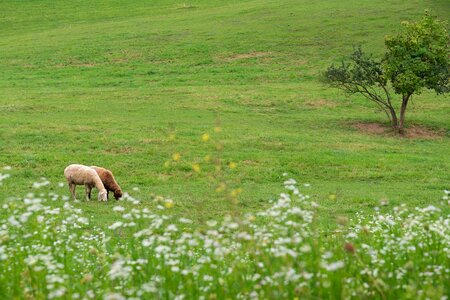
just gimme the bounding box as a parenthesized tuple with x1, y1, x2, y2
(201, 133, 210, 142)
(172, 152, 181, 161)
(192, 164, 201, 173)
(164, 199, 174, 209)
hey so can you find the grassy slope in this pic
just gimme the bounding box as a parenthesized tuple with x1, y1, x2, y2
(0, 0, 449, 226)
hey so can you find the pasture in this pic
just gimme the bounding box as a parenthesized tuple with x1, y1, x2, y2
(0, 0, 449, 298)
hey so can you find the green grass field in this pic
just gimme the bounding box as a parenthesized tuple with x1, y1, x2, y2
(1, 0, 449, 228)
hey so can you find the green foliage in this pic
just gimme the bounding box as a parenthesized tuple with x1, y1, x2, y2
(1, 178, 449, 299)
(384, 11, 449, 96)
(0, 0, 449, 228)
(325, 47, 391, 111)
(326, 11, 449, 132)
(326, 46, 386, 89)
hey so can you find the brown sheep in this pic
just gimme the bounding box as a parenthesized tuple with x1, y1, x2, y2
(90, 166, 123, 200)
(64, 164, 108, 201)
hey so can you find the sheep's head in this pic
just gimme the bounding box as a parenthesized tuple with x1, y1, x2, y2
(98, 190, 108, 202)
(114, 189, 123, 200)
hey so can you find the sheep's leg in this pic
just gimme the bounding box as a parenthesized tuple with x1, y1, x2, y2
(85, 184, 92, 201)
(69, 183, 76, 200)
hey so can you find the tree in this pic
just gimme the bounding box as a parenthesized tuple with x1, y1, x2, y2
(325, 11, 449, 134)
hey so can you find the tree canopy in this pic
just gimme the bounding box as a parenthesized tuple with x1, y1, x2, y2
(325, 11, 449, 133)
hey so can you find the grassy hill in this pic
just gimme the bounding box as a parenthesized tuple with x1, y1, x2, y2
(1, 0, 449, 226)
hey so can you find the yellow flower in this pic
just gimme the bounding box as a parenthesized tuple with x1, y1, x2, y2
(172, 152, 181, 161)
(192, 164, 201, 173)
(328, 193, 337, 201)
(214, 126, 221, 133)
(164, 199, 174, 209)
(201, 133, 210, 142)
(154, 196, 164, 203)
(204, 155, 211, 162)
(230, 188, 242, 197)
(229, 162, 237, 169)
(215, 182, 226, 193)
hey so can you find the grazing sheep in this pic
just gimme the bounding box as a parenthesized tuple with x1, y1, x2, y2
(90, 166, 123, 200)
(64, 164, 108, 201)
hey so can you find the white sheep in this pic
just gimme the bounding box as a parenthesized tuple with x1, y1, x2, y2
(64, 164, 108, 201)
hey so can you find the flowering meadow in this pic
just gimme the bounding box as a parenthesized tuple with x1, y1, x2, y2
(0, 169, 449, 300)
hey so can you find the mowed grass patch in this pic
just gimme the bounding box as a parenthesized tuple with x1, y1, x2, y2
(0, 0, 449, 227)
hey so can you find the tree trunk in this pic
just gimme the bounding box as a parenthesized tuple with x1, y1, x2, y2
(389, 107, 398, 130)
(398, 94, 411, 134)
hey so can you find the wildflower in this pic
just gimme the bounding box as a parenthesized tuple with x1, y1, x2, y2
(172, 152, 181, 161)
(321, 260, 345, 272)
(133, 187, 139, 191)
(164, 199, 174, 209)
(113, 206, 125, 212)
(48, 287, 66, 299)
(300, 244, 312, 253)
(206, 220, 217, 227)
(215, 183, 226, 193)
(230, 188, 242, 198)
(344, 242, 356, 255)
(201, 133, 210, 142)
(104, 293, 126, 300)
(81, 274, 93, 284)
(8, 216, 20, 227)
(109, 222, 123, 230)
(204, 155, 211, 162)
(380, 198, 389, 206)
(108, 258, 132, 280)
(0, 173, 11, 182)
(328, 193, 337, 201)
(228, 162, 237, 169)
(3, 166, 11, 170)
(336, 216, 348, 226)
(179, 218, 193, 224)
(246, 214, 256, 222)
(192, 164, 201, 173)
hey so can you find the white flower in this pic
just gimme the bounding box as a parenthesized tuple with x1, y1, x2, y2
(8, 216, 20, 227)
(108, 259, 132, 280)
(421, 205, 441, 213)
(104, 293, 126, 300)
(179, 218, 193, 224)
(113, 206, 125, 212)
(0, 173, 10, 182)
(48, 287, 66, 299)
(3, 166, 11, 170)
(300, 244, 311, 253)
(206, 220, 218, 227)
(321, 260, 345, 272)
(109, 222, 123, 230)
(228, 222, 239, 230)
